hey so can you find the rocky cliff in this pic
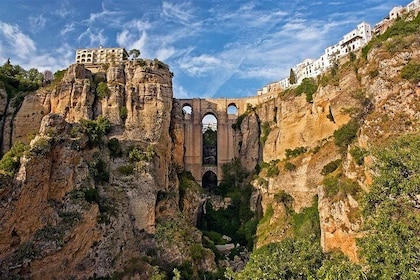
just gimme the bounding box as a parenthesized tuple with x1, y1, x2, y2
(234, 37, 420, 261)
(0, 60, 215, 279)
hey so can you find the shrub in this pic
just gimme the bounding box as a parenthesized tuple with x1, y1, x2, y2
(333, 119, 359, 149)
(274, 190, 294, 207)
(350, 146, 367, 165)
(0, 142, 27, 176)
(117, 164, 134, 175)
(108, 138, 122, 158)
(322, 175, 360, 199)
(88, 156, 109, 184)
(400, 60, 420, 82)
(266, 160, 280, 177)
(321, 159, 342, 175)
(285, 146, 307, 158)
(79, 116, 111, 146)
(260, 121, 271, 145)
(119, 106, 128, 121)
(295, 78, 317, 102)
(96, 81, 110, 99)
(284, 161, 297, 172)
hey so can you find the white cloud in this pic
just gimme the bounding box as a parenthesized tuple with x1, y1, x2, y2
(0, 21, 36, 59)
(61, 23, 76, 36)
(29, 15, 46, 32)
(162, 2, 195, 25)
(78, 28, 107, 47)
(156, 47, 176, 61)
(178, 54, 223, 76)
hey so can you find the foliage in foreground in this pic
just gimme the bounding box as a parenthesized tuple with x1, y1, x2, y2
(358, 133, 420, 279)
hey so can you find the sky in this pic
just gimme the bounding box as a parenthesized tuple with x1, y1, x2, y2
(0, 0, 408, 98)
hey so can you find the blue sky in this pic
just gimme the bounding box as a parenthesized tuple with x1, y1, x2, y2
(0, 0, 407, 98)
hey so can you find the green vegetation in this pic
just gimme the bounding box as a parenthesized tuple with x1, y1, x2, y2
(285, 146, 307, 159)
(317, 252, 365, 279)
(88, 154, 109, 184)
(107, 138, 123, 158)
(274, 190, 294, 207)
(284, 161, 297, 172)
(0, 142, 27, 176)
(357, 133, 420, 279)
(128, 145, 155, 162)
(79, 115, 111, 146)
(119, 106, 128, 121)
(362, 13, 420, 59)
(400, 60, 420, 83)
(322, 174, 361, 200)
(0, 60, 42, 98)
(178, 171, 202, 206)
(117, 164, 134, 175)
(349, 146, 367, 165)
(96, 81, 110, 99)
(200, 158, 257, 249)
(259, 159, 280, 177)
(295, 78, 317, 102)
(230, 236, 323, 280)
(292, 197, 320, 239)
(203, 127, 217, 147)
(232, 105, 254, 130)
(333, 119, 359, 150)
(321, 159, 342, 175)
(260, 121, 271, 145)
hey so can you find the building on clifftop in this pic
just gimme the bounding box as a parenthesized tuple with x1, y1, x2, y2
(75, 46, 129, 65)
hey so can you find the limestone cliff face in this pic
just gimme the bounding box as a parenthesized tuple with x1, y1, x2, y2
(235, 45, 420, 259)
(0, 60, 214, 279)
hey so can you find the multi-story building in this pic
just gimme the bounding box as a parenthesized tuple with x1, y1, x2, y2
(75, 47, 129, 65)
(262, 21, 373, 93)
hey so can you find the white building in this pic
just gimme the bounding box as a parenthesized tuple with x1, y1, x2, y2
(75, 47, 129, 65)
(407, 0, 420, 12)
(263, 22, 373, 93)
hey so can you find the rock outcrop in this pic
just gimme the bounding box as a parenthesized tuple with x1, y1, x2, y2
(0, 60, 216, 279)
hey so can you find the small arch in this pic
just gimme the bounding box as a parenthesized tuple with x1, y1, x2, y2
(182, 104, 192, 115)
(227, 103, 238, 115)
(202, 171, 217, 191)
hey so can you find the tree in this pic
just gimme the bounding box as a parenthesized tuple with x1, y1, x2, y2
(288, 68, 297, 85)
(358, 133, 420, 279)
(233, 237, 323, 280)
(129, 49, 141, 60)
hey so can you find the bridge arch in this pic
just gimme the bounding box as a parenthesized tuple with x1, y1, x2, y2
(179, 97, 258, 186)
(202, 170, 218, 191)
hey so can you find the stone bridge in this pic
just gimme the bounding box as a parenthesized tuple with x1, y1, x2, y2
(177, 95, 273, 187)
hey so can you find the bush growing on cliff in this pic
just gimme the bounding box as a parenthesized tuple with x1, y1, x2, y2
(285, 146, 307, 159)
(96, 81, 110, 99)
(400, 60, 420, 83)
(260, 121, 271, 145)
(321, 159, 342, 175)
(0, 142, 27, 176)
(294, 78, 317, 102)
(88, 155, 109, 184)
(108, 138, 123, 158)
(79, 115, 111, 146)
(333, 119, 359, 150)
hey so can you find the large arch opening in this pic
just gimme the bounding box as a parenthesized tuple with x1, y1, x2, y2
(202, 114, 217, 166)
(202, 171, 217, 191)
